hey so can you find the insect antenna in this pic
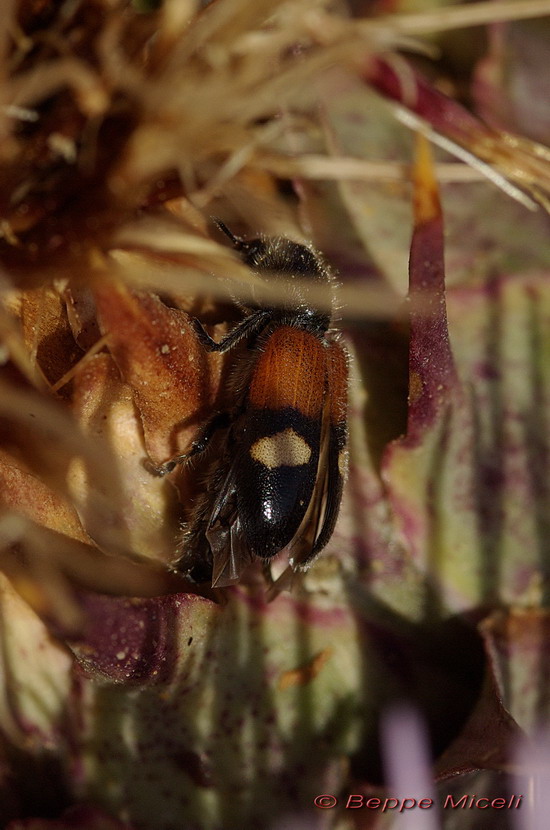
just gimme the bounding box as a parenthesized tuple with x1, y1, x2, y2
(213, 218, 245, 251)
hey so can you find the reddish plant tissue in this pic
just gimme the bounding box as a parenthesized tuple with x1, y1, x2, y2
(0, 2, 549, 830)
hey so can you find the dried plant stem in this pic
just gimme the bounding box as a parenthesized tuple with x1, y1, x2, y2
(255, 153, 497, 183)
(366, 0, 550, 36)
(50, 334, 110, 393)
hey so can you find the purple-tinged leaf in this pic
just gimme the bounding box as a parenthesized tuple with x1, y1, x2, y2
(68, 592, 217, 686)
(402, 134, 457, 436)
(382, 136, 476, 612)
(316, 70, 550, 294)
(366, 56, 485, 146)
(473, 19, 550, 145)
(383, 133, 550, 612)
(66, 586, 368, 828)
(434, 668, 521, 781)
(363, 55, 550, 210)
(481, 609, 550, 733)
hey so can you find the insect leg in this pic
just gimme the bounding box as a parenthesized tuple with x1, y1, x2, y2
(148, 411, 231, 476)
(190, 309, 271, 353)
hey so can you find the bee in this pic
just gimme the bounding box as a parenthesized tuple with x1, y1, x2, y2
(159, 221, 349, 589)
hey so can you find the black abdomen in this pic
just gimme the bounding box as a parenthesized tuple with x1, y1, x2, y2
(236, 408, 320, 558)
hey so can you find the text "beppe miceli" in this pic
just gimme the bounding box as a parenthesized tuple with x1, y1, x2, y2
(340, 794, 523, 812)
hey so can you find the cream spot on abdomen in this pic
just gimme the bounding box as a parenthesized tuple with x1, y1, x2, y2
(250, 428, 312, 469)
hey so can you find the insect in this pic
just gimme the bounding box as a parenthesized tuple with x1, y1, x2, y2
(159, 221, 349, 589)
